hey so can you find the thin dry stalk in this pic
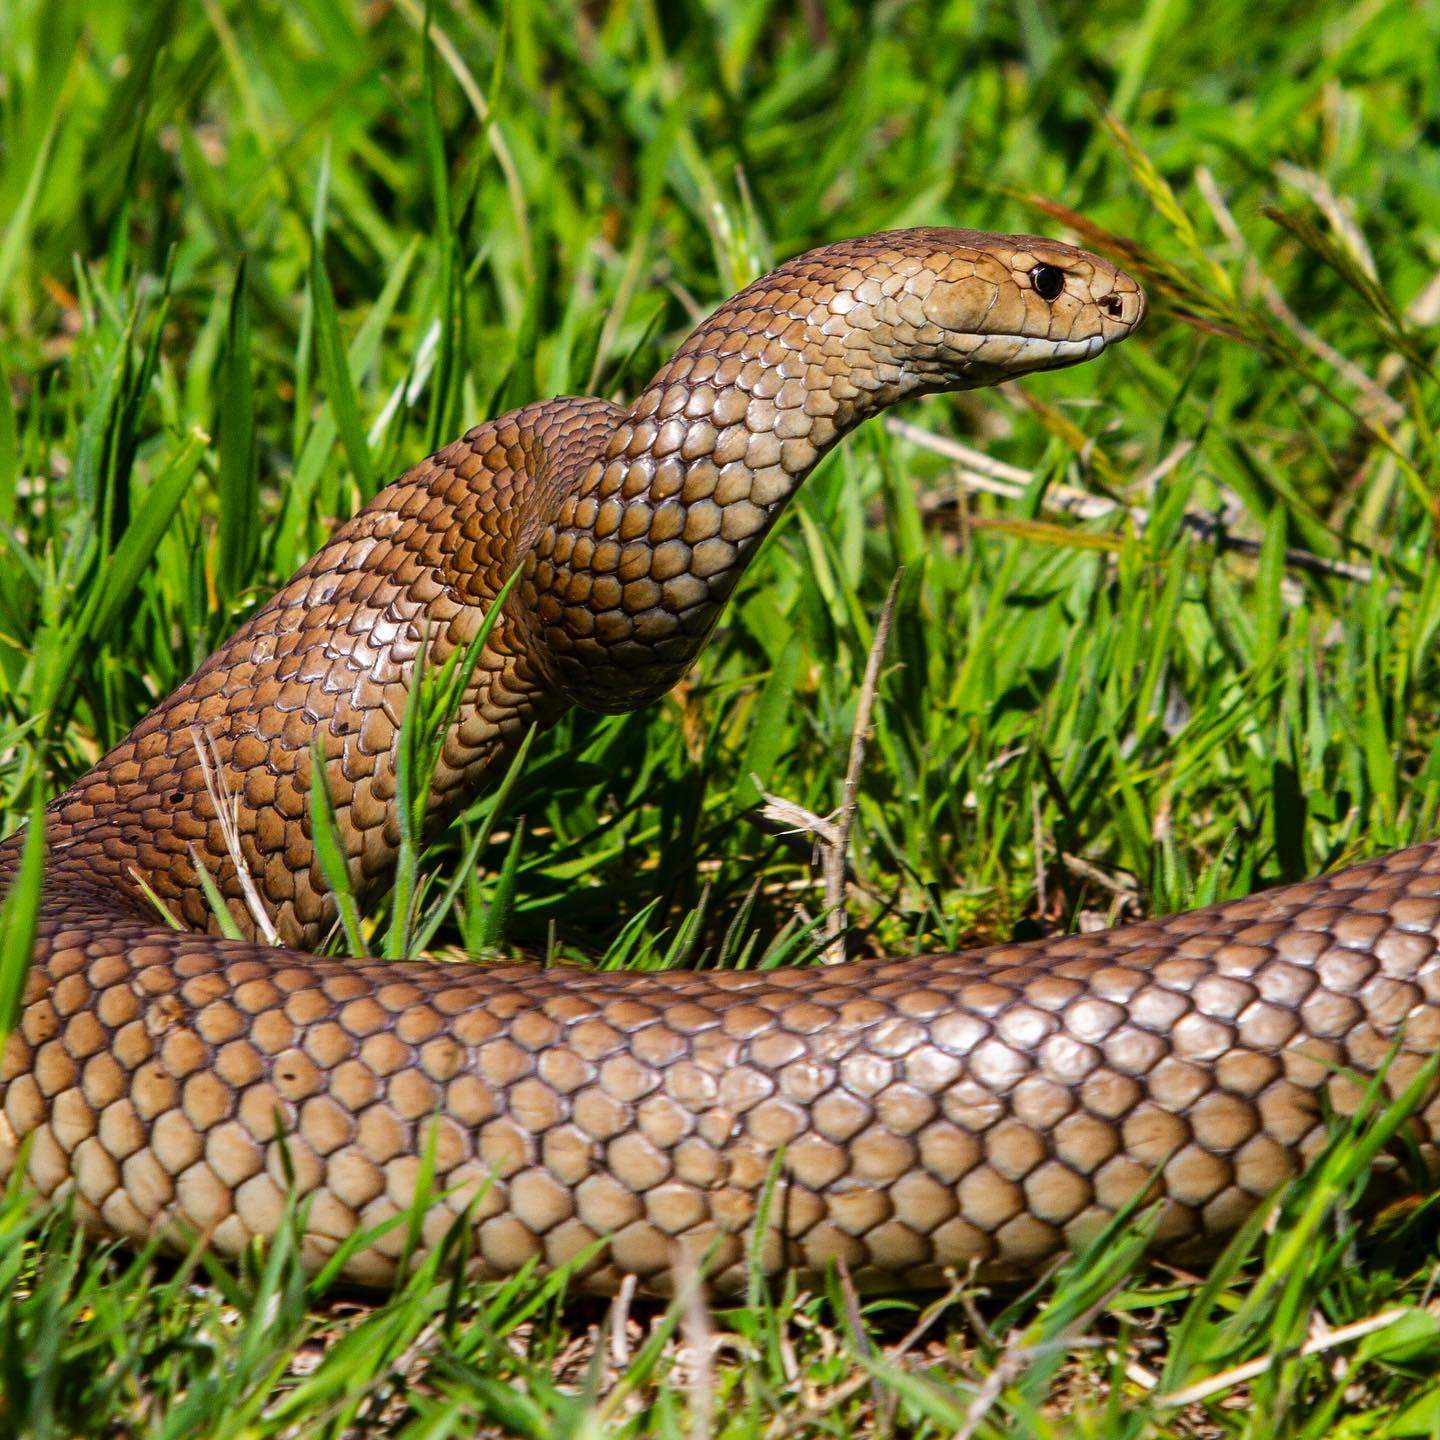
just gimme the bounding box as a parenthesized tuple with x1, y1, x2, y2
(953, 1342, 1041, 1440)
(834, 1254, 889, 1431)
(674, 1251, 717, 1440)
(887, 417, 1373, 584)
(1196, 165, 1404, 424)
(389, 0, 533, 284)
(757, 793, 841, 851)
(1060, 851, 1140, 899)
(757, 573, 902, 963)
(1156, 1307, 1407, 1407)
(190, 727, 279, 944)
(823, 570, 902, 963)
(763, 1274, 973, 1440)
(609, 1271, 639, 1369)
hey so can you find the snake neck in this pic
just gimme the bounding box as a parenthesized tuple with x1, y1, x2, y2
(527, 247, 941, 713)
(22, 230, 1142, 948)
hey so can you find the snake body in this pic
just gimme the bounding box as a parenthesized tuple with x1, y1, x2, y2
(4, 227, 1433, 1297)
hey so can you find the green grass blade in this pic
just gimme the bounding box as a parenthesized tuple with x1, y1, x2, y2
(86, 428, 207, 640)
(308, 736, 367, 957)
(216, 257, 258, 600)
(309, 241, 374, 495)
(0, 786, 44, 1036)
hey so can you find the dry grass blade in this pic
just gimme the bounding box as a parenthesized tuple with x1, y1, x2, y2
(762, 1275, 973, 1440)
(389, 0, 533, 283)
(756, 573, 901, 962)
(1194, 166, 1405, 424)
(889, 417, 1374, 583)
(674, 1251, 716, 1440)
(1155, 1308, 1409, 1407)
(824, 570, 902, 963)
(190, 726, 279, 945)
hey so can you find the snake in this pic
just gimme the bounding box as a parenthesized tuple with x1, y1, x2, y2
(2, 225, 1432, 1299)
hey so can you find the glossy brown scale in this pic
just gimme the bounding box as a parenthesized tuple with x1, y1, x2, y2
(12, 228, 1419, 1298)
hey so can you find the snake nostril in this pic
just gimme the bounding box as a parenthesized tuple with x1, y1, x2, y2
(1101, 294, 1125, 320)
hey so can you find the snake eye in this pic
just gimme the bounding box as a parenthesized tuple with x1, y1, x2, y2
(1029, 264, 1065, 301)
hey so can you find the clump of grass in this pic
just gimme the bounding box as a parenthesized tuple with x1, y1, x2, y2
(3, 0, 1440, 1433)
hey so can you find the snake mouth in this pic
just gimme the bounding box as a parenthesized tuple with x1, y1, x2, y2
(1010, 336, 1110, 377)
(956, 330, 1120, 383)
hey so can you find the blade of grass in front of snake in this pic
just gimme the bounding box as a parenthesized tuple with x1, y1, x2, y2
(308, 736, 367, 957)
(0, 781, 44, 1037)
(596, 897, 666, 972)
(411, 722, 538, 957)
(126, 870, 184, 932)
(387, 564, 524, 957)
(1156, 1190, 1286, 1395)
(756, 910, 831, 970)
(1260, 1051, 1440, 1331)
(397, 1110, 444, 1283)
(469, 816, 526, 953)
(186, 846, 248, 943)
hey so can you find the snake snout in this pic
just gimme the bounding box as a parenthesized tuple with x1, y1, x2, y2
(1098, 274, 1146, 336)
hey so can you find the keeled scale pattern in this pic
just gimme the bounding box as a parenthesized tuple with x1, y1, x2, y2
(10, 227, 1420, 1296)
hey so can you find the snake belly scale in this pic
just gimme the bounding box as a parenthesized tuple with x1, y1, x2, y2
(4, 226, 1436, 1297)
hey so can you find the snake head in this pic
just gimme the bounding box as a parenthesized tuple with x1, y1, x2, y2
(534, 226, 1146, 717)
(861, 227, 1146, 389)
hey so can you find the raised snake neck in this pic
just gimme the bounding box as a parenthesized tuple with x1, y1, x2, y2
(7, 226, 1432, 1298)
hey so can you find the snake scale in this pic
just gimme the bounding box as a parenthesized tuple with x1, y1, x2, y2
(2, 227, 1433, 1298)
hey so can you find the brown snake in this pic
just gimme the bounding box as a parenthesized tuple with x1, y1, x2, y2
(3, 226, 1434, 1298)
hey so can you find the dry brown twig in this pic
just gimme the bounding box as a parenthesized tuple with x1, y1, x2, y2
(673, 1251, 717, 1440)
(887, 416, 1373, 585)
(762, 1272, 973, 1440)
(759, 571, 902, 964)
(1155, 1306, 1408, 1407)
(609, 1271, 639, 1369)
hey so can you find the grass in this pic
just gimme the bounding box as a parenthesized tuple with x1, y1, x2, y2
(3, 0, 1440, 1432)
